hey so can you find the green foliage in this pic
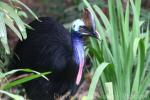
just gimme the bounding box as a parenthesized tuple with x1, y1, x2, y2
(2, 69, 50, 90)
(0, 0, 38, 55)
(0, 90, 24, 100)
(0, 69, 50, 100)
(0, 0, 49, 100)
(87, 62, 109, 100)
(83, 0, 150, 99)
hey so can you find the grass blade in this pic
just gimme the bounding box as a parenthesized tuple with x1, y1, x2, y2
(87, 62, 109, 100)
(4, 16, 22, 40)
(0, 90, 24, 100)
(11, 0, 38, 20)
(0, 12, 10, 54)
(2, 72, 50, 90)
(105, 82, 114, 100)
(0, 1, 27, 39)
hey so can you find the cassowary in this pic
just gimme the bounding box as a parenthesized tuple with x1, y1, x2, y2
(11, 9, 98, 100)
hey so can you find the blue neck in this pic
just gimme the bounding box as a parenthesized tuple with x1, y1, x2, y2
(71, 32, 84, 65)
(71, 31, 85, 85)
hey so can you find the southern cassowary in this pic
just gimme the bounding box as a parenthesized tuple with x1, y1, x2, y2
(11, 9, 98, 100)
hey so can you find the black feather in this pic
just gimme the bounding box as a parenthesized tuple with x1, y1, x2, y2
(11, 17, 80, 100)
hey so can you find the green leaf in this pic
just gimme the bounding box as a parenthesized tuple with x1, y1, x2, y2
(138, 70, 150, 98)
(0, 90, 24, 100)
(3, 72, 50, 90)
(0, 69, 21, 78)
(105, 82, 114, 100)
(130, 0, 140, 38)
(12, 0, 38, 20)
(133, 37, 141, 58)
(123, 0, 130, 48)
(0, 68, 50, 80)
(93, 5, 111, 31)
(17, 11, 28, 18)
(87, 62, 109, 100)
(0, 12, 10, 54)
(0, 1, 27, 39)
(4, 16, 22, 40)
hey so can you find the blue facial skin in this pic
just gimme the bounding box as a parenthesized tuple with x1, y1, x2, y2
(71, 30, 84, 66)
(71, 30, 85, 85)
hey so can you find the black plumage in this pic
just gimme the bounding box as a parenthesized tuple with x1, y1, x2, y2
(11, 17, 80, 100)
(11, 13, 98, 99)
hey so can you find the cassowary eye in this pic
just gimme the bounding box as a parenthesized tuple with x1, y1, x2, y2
(79, 26, 90, 33)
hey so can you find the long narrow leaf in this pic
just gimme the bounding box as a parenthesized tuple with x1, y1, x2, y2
(3, 72, 50, 90)
(105, 82, 114, 100)
(0, 1, 27, 39)
(4, 16, 22, 40)
(0, 90, 24, 100)
(87, 62, 109, 100)
(0, 12, 10, 54)
(11, 0, 38, 20)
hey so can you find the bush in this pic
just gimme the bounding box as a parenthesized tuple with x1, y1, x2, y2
(83, 0, 150, 99)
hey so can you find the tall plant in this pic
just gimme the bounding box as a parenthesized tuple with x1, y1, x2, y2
(0, 0, 48, 100)
(0, 0, 38, 67)
(83, 0, 150, 99)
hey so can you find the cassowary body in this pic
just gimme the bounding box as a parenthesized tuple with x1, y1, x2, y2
(11, 16, 97, 100)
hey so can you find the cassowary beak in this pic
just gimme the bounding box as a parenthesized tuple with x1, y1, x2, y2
(81, 8, 99, 38)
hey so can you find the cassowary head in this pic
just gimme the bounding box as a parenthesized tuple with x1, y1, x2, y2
(71, 8, 99, 38)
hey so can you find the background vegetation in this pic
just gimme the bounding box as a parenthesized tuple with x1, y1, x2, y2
(84, 0, 150, 99)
